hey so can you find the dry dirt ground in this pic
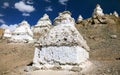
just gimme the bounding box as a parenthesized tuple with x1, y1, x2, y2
(0, 39, 35, 75)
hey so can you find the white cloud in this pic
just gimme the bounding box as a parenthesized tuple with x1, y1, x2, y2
(22, 13, 30, 16)
(45, 6, 53, 12)
(0, 19, 5, 24)
(44, 0, 51, 3)
(0, 14, 4, 17)
(14, 1, 35, 13)
(0, 24, 18, 31)
(58, 0, 69, 5)
(2, 2, 9, 8)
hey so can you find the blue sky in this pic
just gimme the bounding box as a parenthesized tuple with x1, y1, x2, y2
(0, 0, 120, 26)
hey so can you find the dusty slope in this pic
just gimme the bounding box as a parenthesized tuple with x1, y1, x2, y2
(75, 15, 120, 60)
(0, 40, 35, 75)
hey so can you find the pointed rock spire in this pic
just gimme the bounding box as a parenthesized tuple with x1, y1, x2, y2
(54, 11, 75, 26)
(113, 11, 119, 17)
(92, 4, 104, 17)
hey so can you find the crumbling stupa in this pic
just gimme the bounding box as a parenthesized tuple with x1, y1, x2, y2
(32, 14, 52, 40)
(77, 15, 83, 23)
(10, 20, 33, 43)
(54, 11, 75, 26)
(3, 29, 12, 38)
(33, 11, 90, 70)
(113, 11, 119, 17)
(91, 4, 106, 24)
(92, 4, 104, 17)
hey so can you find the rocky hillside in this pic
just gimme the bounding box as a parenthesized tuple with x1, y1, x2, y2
(76, 14, 120, 60)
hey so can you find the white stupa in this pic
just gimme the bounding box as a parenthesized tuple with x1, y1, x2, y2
(77, 15, 83, 23)
(113, 11, 119, 17)
(10, 20, 33, 43)
(54, 11, 75, 26)
(92, 4, 104, 16)
(32, 14, 52, 39)
(33, 11, 89, 70)
(3, 29, 12, 38)
(110, 13, 112, 15)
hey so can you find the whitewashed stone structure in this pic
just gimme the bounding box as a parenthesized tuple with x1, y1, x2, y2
(92, 4, 104, 16)
(77, 15, 83, 23)
(113, 11, 119, 17)
(33, 11, 90, 69)
(32, 14, 52, 40)
(3, 29, 12, 38)
(10, 20, 33, 43)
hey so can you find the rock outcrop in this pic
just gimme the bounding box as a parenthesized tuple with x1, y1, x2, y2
(32, 14, 52, 40)
(33, 11, 89, 70)
(10, 20, 33, 43)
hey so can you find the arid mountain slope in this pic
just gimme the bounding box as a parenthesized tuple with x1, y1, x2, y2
(76, 15, 120, 60)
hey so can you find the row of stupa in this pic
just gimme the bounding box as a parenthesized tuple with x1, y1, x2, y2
(3, 4, 119, 43)
(3, 9, 90, 70)
(4, 4, 119, 42)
